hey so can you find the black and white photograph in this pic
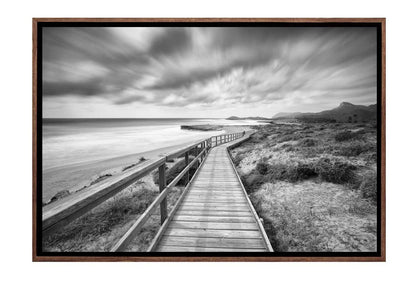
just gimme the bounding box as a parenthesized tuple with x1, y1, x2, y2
(34, 19, 385, 260)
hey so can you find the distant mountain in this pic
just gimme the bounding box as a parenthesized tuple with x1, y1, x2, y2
(272, 112, 303, 119)
(226, 116, 270, 120)
(273, 102, 377, 123)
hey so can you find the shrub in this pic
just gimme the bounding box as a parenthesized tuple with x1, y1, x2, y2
(315, 158, 357, 184)
(49, 190, 71, 203)
(43, 187, 160, 251)
(334, 130, 356, 142)
(298, 138, 317, 147)
(232, 153, 244, 166)
(357, 170, 377, 202)
(293, 163, 318, 181)
(153, 156, 197, 186)
(355, 123, 366, 128)
(247, 133, 263, 144)
(122, 157, 147, 171)
(122, 164, 136, 172)
(364, 152, 377, 163)
(284, 145, 296, 152)
(256, 161, 271, 175)
(268, 162, 317, 182)
(90, 174, 112, 185)
(241, 173, 266, 193)
(264, 163, 288, 181)
(253, 162, 317, 184)
(336, 142, 374, 157)
(277, 135, 294, 143)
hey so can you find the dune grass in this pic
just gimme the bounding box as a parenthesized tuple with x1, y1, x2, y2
(230, 122, 377, 252)
(43, 173, 185, 252)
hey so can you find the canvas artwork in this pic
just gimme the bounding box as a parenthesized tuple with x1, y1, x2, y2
(33, 19, 385, 261)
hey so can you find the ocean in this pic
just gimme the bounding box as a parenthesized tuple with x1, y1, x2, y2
(42, 118, 261, 171)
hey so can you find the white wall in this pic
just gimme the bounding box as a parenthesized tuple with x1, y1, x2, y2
(0, 0, 413, 280)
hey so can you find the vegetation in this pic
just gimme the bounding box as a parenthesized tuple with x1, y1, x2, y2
(43, 172, 187, 252)
(230, 121, 377, 252)
(121, 157, 147, 172)
(43, 149, 203, 251)
(334, 130, 357, 142)
(314, 157, 357, 184)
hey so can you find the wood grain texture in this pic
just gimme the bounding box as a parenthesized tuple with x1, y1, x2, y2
(157, 246, 267, 252)
(112, 146, 209, 252)
(159, 236, 265, 249)
(153, 142, 272, 252)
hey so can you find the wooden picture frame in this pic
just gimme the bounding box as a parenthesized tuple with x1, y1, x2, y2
(33, 18, 386, 261)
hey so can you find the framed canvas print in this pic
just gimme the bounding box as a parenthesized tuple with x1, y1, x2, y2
(33, 18, 385, 261)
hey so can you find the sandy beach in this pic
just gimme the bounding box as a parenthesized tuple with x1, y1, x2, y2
(42, 125, 251, 203)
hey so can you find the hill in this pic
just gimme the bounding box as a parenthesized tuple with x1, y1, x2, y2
(272, 112, 303, 119)
(227, 116, 270, 120)
(273, 102, 376, 123)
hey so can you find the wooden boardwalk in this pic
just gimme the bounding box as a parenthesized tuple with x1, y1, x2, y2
(43, 131, 273, 253)
(152, 139, 273, 252)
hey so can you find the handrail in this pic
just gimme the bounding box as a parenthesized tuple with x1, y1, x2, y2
(111, 147, 208, 251)
(42, 130, 247, 239)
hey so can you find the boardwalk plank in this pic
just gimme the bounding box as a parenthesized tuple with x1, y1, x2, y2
(157, 245, 266, 252)
(164, 227, 263, 239)
(159, 236, 265, 249)
(173, 215, 255, 223)
(179, 206, 249, 212)
(154, 140, 271, 252)
(175, 210, 253, 217)
(169, 221, 259, 230)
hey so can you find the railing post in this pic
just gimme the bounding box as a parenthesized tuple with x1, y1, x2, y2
(158, 163, 167, 224)
(195, 145, 200, 165)
(184, 151, 189, 185)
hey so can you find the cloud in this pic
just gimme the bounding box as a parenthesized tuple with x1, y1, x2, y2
(43, 26, 377, 116)
(148, 28, 192, 56)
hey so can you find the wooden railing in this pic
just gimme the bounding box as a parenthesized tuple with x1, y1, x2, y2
(42, 130, 247, 251)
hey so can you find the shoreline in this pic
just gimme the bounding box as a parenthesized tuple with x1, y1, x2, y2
(42, 140, 200, 203)
(42, 125, 251, 202)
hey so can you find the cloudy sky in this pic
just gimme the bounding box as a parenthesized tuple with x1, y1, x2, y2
(43, 26, 377, 118)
